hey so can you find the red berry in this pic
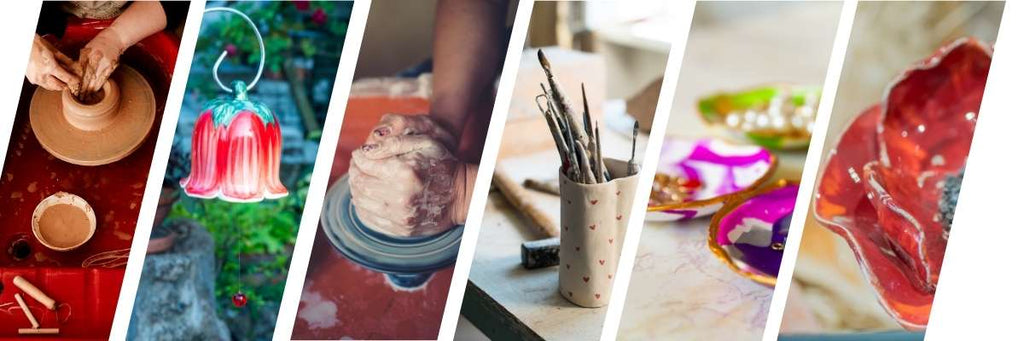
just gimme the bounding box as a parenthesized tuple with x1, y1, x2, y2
(232, 291, 248, 308)
(312, 8, 327, 25)
(225, 44, 237, 57)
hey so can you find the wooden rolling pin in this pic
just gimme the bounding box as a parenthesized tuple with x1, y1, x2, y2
(14, 293, 39, 329)
(493, 169, 559, 238)
(19, 328, 59, 335)
(13, 276, 57, 310)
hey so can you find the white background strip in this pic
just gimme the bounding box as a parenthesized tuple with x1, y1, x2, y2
(598, 1, 697, 340)
(435, 1, 536, 340)
(761, 1, 859, 339)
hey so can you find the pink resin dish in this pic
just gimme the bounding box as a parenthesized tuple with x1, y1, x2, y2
(813, 38, 990, 330)
(709, 180, 798, 286)
(648, 138, 776, 221)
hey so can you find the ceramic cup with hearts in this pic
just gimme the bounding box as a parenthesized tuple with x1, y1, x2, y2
(558, 158, 638, 308)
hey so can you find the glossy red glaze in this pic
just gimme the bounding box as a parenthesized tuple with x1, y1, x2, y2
(232, 291, 248, 308)
(814, 38, 991, 330)
(180, 111, 287, 202)
(0, 19, 178, 339)
(292, 97, 453, 340)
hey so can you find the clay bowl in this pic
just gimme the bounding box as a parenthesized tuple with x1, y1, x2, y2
(697, 84, 819, 150)
(709, 179, 799, 286)
(813, 38, 991, 330)
(31, 192, 97, 252)
(647, 138, 777, 221)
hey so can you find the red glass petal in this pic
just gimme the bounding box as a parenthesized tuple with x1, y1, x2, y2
(181, 111, 221, 198)
(263, 118, 288, 198)
(220, 111, 267, 202)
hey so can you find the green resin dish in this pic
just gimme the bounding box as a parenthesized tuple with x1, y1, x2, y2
(697, 84, 820, 150)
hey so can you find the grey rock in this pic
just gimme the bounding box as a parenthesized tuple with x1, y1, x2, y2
(129, 219, 230, 341)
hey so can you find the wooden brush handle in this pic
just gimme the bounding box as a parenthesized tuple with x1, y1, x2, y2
(493, 169, 559, 238)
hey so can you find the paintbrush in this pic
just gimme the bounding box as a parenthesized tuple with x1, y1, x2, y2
(628, 120, 640, 175)
(538, 92, 570, 171)
(574, 140, 596, 184)
(540, 84, 579, 181)
(538, 49, 590, 148)
(582, 84, 594, 140)
(595, 124, 608, 182)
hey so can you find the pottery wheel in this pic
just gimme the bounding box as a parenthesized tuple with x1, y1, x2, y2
(29, 66, 156, 166)
(321, 175, 463, 281)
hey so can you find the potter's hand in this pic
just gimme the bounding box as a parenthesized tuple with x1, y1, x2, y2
(366, 113, 458, 151)
(27, 35, 81, 92)
(349, 133, 477, 237)
(79, 1, 168, 94)
(79, 27, 124, 94)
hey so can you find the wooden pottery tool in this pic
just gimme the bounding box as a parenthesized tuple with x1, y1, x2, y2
(14, 293, 39, 329)
(523, 178, 559, 196)
(12, 276, 57, 310)
(29, 66, 155, 166)
(493, 169, 559, 238)
(19, 328, 59, 335)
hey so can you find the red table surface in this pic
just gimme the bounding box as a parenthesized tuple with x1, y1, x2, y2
(0, 268, 124, 340)
(292, 97, 455, 340)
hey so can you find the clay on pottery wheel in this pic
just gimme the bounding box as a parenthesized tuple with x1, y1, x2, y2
(31, 192, 97, 251)
(29, 65, 156, 166)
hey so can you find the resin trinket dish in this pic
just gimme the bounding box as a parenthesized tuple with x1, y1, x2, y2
(321, 175, 463, 289)
(813, 37, 991, 330)
(698, 84, 819, 150)
(29, 66, 155, 166)
(647, 138, 776, 221)
(709, 179, 798, 286)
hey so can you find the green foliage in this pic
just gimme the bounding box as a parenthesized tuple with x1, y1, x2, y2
(167, 169, 312, 321)
(191, 1, 349, 98)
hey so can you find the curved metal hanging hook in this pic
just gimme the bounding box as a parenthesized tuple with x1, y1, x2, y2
(204, 7, 265, 93)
